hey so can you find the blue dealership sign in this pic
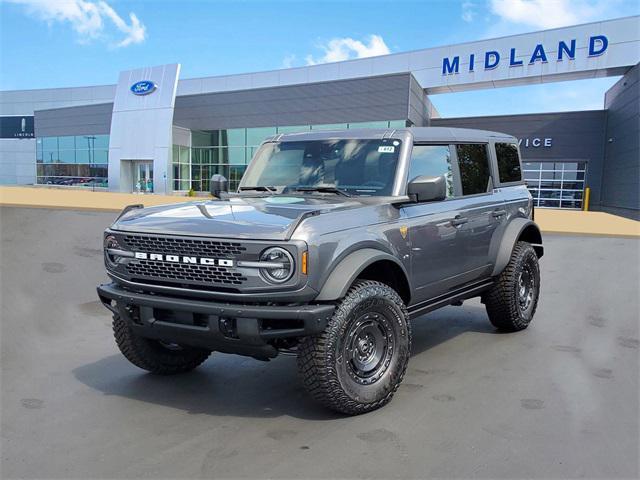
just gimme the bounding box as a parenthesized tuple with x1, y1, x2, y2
(130, 80, 157, 95)
(442, 35, 609, 75)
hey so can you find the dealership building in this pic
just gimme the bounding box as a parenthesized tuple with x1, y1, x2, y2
(1, 15, 638, 217)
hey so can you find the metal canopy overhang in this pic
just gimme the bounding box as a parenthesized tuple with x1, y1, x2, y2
(172, 16, 640, 97)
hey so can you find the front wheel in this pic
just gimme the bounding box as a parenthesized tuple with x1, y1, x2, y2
(297, 280, 411, 415)
(113, 315, 211, 374)
(483, 241, 541, 331)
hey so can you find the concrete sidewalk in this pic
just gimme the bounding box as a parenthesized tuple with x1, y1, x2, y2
(1, 186, 638, 237)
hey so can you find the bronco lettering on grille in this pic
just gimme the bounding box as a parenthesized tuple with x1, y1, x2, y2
(133, 252, 234, 267)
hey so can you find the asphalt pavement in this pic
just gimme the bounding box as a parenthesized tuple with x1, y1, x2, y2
(1, 207, 638, 479)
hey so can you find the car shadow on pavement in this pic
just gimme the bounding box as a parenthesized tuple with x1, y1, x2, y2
(73, 304, 499, 420)
(410, 304, 500, 356)
(73, 353, 341, 421)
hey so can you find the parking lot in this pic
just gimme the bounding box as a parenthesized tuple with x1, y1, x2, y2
(1, 206, 638, 479)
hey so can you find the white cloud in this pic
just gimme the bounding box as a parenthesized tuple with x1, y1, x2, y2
(4, 0, 146, 48)
(489, 0, 608, 29)
(305, 34, 390, 66)
(282, 54, 296, 69)
(462, 1, 476, 22)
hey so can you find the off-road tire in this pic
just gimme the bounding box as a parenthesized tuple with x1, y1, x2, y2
(113, 315, 211, 374)
(297, 280, 411, 415)
(484, 241, 540, 331)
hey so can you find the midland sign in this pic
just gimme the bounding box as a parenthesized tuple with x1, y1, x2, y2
(442, 35, 608, 75)
(416, 16, 639, 93)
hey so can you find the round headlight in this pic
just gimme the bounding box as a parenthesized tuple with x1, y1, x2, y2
(260, 247, 295, 283)
(104, 235, 120, 268)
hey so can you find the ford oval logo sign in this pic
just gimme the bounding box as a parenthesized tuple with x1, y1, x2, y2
(130, 80, 157, 95)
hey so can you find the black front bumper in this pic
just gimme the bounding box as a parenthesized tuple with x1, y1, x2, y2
(97, 282, 335, 359)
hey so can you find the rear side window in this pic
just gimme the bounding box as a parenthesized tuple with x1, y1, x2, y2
(455, 144, 491, 195)
(409, 145, 454, 197)
(495, 143, 522, 183)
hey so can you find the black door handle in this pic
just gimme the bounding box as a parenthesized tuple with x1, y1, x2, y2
(492, 209, 507, 217)
(451, 216, 468, 226)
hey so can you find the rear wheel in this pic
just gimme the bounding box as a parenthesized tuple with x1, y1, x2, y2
(484, 241, 541, 331)
(113, 315, 211, 374)
(297, 280, 411, 415)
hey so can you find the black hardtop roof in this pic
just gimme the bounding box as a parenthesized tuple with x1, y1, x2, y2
(268, 126, 516, 143)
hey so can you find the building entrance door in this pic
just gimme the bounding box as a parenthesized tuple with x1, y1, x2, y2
(132, 161, 154, 193)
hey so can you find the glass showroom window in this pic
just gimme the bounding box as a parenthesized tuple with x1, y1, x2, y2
(172, 121, 407, 193)
(523, 161, 587, 209)
(172, 145, 191, 191)
(36, 135, 109, 187)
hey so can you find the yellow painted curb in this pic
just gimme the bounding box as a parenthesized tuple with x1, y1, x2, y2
(0, 186, 192, 213)
(534, 209, 640, 238)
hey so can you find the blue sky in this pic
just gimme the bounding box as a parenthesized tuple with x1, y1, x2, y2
(0, 0, 638, 117)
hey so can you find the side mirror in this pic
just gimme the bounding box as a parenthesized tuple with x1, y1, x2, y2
(210, 174, 228, 198)
(408, 175, 447, 203)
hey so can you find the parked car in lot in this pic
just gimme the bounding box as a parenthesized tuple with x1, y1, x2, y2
(97, 127, 543, 415)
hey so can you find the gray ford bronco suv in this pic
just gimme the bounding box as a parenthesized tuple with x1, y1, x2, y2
(98, 127, 543, 415)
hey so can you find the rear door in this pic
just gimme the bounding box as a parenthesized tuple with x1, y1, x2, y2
(453, 143, 505, 280)
(492, 141, 529, 263)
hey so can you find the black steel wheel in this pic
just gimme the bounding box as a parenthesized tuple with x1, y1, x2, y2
(297, 280, 411, 415)
(517, 262, 536, 314)
(342, 311, 395, 386)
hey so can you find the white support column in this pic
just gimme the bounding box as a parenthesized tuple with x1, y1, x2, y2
(107, 64, 180, 194)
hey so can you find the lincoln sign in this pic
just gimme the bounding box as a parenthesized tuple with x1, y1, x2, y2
(442, 35, 609, 75)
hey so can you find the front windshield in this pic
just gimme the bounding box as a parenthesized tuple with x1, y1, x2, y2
(240, 139, 402, 196)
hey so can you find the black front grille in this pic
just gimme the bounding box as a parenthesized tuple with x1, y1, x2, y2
(121, 235, 246, 257)
(126, 259, 247, 286)
(118, 234, 249, 288)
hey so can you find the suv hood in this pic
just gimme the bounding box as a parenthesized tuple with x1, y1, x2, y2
(111, 196, 364, 241)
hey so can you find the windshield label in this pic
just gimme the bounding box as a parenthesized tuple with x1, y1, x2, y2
(378, 146, 395, 153)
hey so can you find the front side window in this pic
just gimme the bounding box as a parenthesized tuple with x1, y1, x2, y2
(409, 145, 454, 197)
(495, 143, 522, 183)
(241, 139, 402, 196)
(456, 144, 492, 195)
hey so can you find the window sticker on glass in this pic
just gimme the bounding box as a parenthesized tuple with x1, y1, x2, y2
(378, 145, 395, 153)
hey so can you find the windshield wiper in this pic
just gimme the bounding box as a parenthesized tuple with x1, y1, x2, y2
(239, 186, 277, 193)
(295, 186, 351, 197)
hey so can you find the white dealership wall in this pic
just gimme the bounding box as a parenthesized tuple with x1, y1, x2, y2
(107, 64, 180, 194)
(0, 137, 37, 184)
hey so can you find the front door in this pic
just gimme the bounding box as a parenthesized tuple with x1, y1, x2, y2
(133, 162, 154, 193)
(404, 199, 470, 304)
(403, 144, 469, 304)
